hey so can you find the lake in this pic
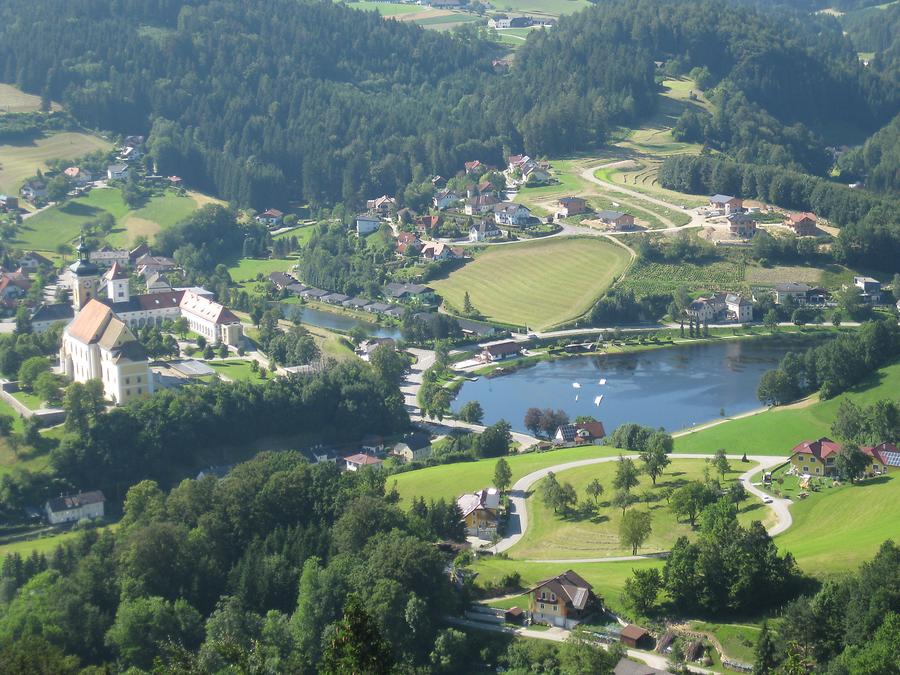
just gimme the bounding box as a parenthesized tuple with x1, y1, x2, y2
(452, 338, 814, 434)
(275, 303, 403, 340)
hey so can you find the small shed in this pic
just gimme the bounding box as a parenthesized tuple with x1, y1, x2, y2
(505, 607, 524, 624)
(620, 624, 653, 649)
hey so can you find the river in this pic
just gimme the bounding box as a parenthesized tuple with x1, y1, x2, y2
(275, 302, 403, 340)
(451, 337, 817, 434)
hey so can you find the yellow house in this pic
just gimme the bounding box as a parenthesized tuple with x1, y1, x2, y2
(456, 488, 499, 538)
(528, 570, 595, 628)
(789, 437, 890, 478)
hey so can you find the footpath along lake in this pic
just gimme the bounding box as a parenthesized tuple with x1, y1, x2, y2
(276, 303, 403, 340)
(451, 337, 819, 434)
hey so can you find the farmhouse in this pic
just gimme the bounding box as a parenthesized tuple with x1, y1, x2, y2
(456, 488, 500, 538)
(20, 180, 47, 202)
(479, 339, 521, 362)
(597, 210, 635, 230)
(557, 196, 588, 218)
(488, 17, 511, 28)
(787, 212, 817, 236)
(366, 195, 397, 217)
(708, 194, 743, 214)
(393, 432, 432, 463)
(725, 293, 753, 322)
(789, 437, 889, 477)
(45, 490, 105, 525)
(686, 294, 726, 322)
(355, 214, 381, 235)
(255, 209, 284, 227)
(528, 570, 595, 628)
(554, 421, 606, 446)
(853, 276, 882, 304)
(727, 212, 757, 238)
(469, 219, 502, 242)
(494, 202, 531, 226)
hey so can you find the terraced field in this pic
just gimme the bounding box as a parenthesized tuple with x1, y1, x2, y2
(430, 236, 632, 329)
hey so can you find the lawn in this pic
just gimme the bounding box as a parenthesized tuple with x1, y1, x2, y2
(0, 83, 61, 114)
(507, 458, 770, 560)
(227, 255, 298, 288)
(16, 187, 205, 252)
(674, 359, 900, 457)
(273, 223, 316, 247)
(775, 473, 900, 574)
(429, 236, 631, 330)
(490, 0, 592, 16)
(690, 621, 762, 664)
(618, 260, 746, 297)
(208, 360, 267, 382)
(11, 390, 47, 410)
(346, 1, 423, 15)
(472, 556, 663, 617)
(0, 131, 112, 196)
(391, 446, 626, 507)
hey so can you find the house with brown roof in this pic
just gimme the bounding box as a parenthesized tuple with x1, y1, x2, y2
(557, 196, 588, 218)
(529, 570, 596, 628)
(597, 210, 636, 230)
(457, 488, 500, 538)
(787, 212, 817, 236)
(255, 208, 284, 227)
(366, 195, 397, 218)
(708, 194, 743, 214)
(18, 251, 53, 273)
(344, 453, 383, 471)
(620, 624, 653, 649)
(727, 212, 757, 238)
(45, 490, 105, 525)
(479, 339, 521, 363)
(789, 437, 889, 478)
(554, 421, 606, 446)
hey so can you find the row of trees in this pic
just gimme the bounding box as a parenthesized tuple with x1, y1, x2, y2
(757, 318, 900, 404)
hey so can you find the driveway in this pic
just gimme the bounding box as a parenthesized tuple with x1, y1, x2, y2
(492, 453, 790, 557)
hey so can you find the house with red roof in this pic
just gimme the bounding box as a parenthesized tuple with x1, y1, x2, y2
(787, 212, 818, 236)
(789, 437, 889, 477)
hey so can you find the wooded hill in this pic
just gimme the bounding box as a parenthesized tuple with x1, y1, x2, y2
(0, 0, 894, 208)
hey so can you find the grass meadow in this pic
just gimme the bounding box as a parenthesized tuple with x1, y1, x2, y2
(0, 131, 112, 196)
(429, 236, 631, 329)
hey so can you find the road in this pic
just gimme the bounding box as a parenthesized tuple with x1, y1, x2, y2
(447, 617, 714, 674)
(492, 453, 790, 557)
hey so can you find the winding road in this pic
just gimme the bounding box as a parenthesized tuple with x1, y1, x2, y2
(491, 453, 791, 559)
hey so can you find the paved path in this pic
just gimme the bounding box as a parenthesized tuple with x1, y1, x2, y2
(447, 617, 714, 674)
(492, 453, 790, 557)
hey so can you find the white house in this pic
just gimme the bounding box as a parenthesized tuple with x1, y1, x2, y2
(393, 432, 432, 463)
(107, 164, 129, 181)
(45, 491, 105, 525)
(433, 189, 460, 210)
(356, 214, 381, 235)
(344, 453, 383, 471)
(494, 202, 531, 226)
(725, 293, 753, 322)
(469, 220, 502, 242)
(255, 209, 284, 227)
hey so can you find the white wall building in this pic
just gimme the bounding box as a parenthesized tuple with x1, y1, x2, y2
(45, 491, 106, 525)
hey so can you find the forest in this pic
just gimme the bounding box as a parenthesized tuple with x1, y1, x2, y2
(0, 0, 895, 208)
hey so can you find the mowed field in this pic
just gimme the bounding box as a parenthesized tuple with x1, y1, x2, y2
(17, 187, 212, 252)
(674, 359, 900, 456)
(0, 83, 61, 114)
(507, 458, 773, 559)
(490, 0, 591, 16)
(0, 131, 112, 196)
(430, 237, 631, 329)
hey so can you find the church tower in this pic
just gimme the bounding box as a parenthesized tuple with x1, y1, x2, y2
(69, 236, 100, 311)
(104, 262, 130, 304)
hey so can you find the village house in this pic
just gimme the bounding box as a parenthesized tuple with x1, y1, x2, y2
(522, 163, 551, 184)
(853, 276, 882, 304)
(0, 268, 32, 305)
(268, 271, 298, 291)
(145, 272, 173, 294)
(342, 297, 372, 310)
(255, 208, 284, 227)
(457, 488, 500, 538)
(89, 248, 130, 267)
(529, 570, 596, 628)
(464, 160, 488, 176)
(321, 292, 350, 305)
(557, 196, 588, 218)
(0, 194, 19, 212)
(494, 202, 531, 227)
(355, 337, 395, 361)
(479, 339, 521, 363)
(774, 282, 812, 305)
(431, 175, 447, 189)
(415, 215, 441, 234)
(106, 163, 129, 181)
(464, 194, 499, 216)
(789, 437, 890, 478)
(488, 16, 512, 29)
(421, 241, 461, 261)
(554, 421, 606, 446)
(787, 212, 818, 236)
(393, 432, 432, 463)
(727, 212, 757, 238)
(134, 254, 177, 279)
(469, 219, 502, 242)
(168, 176, 183, 187)
(366, 195, 397, 218)
(597, 210, 635, 230)
(64, 166, 93, 186)
(686, 294, 726, 322)
(355, 214, 381, 235)
(31, 302, 74, 332)
(725, 293, 753, 322)
(18, 251, 53, 272)
(433, 189, 460, 210)
(384, 282, 432, 301)
(343, 453, 383, 472)
(395, 232, 422, 256)
(20, 180, 47, 202)
(708, 194, 743, 214)
(129, 243, 151, 263)
(44, 490, 106, 525)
